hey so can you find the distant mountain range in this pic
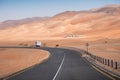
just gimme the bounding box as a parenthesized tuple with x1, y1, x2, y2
(0, 4, 120, 41)
(0, 17, 49, 28)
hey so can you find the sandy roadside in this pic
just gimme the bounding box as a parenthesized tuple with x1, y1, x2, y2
(67, 43, 120, 62)
(0, 39, 119, 61)
(0, 48, 49, 78)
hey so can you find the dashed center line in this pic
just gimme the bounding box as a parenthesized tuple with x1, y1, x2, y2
(53, 53, 65, 80)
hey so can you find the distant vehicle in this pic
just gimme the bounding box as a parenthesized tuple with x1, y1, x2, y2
(35, 41, 41, 47)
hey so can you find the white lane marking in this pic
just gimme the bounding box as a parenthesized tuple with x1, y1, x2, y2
(92, 65, 116, 80)
(3, 65, 35, 80)
(53, 54, 65, 80)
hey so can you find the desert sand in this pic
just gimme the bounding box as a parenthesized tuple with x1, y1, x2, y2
(0, 38, 119, 61)
(0, 4, 120, 41)
(0, 48, 49, 78)
(39, 38, 120, 62)
(0, 4, 120, 77)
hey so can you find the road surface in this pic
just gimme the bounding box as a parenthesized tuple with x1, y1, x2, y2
(2, 47, 112, 80)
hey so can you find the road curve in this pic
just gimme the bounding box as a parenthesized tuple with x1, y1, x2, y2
(3, 47, 112, 80)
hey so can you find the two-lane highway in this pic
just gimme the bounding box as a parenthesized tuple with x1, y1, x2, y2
(3, 48, 113, 80)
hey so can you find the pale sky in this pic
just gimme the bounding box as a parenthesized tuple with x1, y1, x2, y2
(0, 0, 120, 21)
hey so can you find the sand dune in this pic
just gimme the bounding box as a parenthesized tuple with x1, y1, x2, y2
(0, 4, 119, 68)
(0, 4, 120, 41)
(0, 4, 120, 78)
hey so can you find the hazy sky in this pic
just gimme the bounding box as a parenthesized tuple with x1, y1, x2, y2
(0, 0, 120, 21)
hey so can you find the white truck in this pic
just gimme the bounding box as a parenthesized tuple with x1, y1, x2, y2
(35, 41, 41, 47)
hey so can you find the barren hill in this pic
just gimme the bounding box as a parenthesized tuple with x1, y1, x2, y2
(0, 4, 120, 41)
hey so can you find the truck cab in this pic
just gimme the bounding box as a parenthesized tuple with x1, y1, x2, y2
(35, 41, 41, 47)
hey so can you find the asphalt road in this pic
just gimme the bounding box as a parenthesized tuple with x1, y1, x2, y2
(3, 47, 112, 80)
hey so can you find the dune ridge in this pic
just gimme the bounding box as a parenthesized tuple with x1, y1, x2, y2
(0, 4, 120, 41)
